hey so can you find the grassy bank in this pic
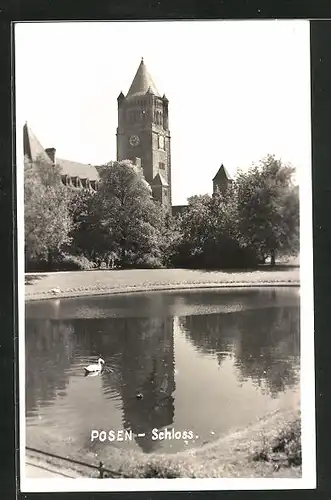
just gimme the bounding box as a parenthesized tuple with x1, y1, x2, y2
(25, 266, 299, 301)
(113, 408, 301, 479)
(26, 407, 301, 479)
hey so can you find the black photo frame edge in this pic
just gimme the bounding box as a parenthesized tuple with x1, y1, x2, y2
(1, 4, 331, 500)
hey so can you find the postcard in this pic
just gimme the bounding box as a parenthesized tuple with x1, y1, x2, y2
(16, 20, 315, 493)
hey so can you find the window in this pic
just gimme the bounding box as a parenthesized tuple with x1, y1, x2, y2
(158, 135, 165, 150)
(159, 162, 165, 170)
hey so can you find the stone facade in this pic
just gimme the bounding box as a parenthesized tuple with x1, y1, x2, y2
(116, 58, 172, 209)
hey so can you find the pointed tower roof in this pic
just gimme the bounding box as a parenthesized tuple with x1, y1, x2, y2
(151, 172, 168, 186)
(212, 164, 232, 181)
(126, 58, 160, 98)
(23, 122, 53, 165)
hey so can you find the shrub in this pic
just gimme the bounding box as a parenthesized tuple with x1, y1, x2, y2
(271, 418, 301, 466)
(25, 258, 50, 272)
(142, 463, 180, 478)
(125, 461, 181, 478)
(25, 252, 96, 272)
(251, 417, 301, 468)
(56, 254, 96, 271)
(124, 254, 164, 269)
(136, 255, 164, 269)
(170, 239, 259, 270)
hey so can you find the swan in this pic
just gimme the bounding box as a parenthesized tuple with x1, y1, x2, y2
(84, 358, 105, 375)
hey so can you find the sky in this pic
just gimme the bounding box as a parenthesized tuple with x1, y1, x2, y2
(15, 21, 311, 205)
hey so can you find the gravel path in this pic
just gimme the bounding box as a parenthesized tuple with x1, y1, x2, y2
(25, 267, 300, 301)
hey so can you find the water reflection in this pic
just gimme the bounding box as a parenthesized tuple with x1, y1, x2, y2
(116, 317, 175, 452)
(180, 305, 300, 397)
(25, 319, 76, 415)
(26, 312, 175, 452)
(73, 316, 176, 452)
(25, 288, 300, 454)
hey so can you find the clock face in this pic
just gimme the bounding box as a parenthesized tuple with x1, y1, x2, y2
(129, 135, 140, 147)
(159, 135, 165, 149)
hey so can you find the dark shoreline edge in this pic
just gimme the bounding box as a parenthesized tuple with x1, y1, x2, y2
(25, 281, 300, 302)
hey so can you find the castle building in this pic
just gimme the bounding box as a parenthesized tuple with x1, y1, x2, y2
(116, 58, 172, 209)
(23, 123, 100, 191)
(23, 58, 233, 210)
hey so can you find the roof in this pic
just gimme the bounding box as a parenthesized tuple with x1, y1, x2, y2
(23, 123, 53, 165)
(212, 164, 232, 181)
(126, 58, 160, 98)
(151, 172, 168, 186)
(56, 158, 99, 181)
(23, 123, 99, 182)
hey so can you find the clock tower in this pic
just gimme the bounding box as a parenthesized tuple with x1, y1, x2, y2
(116, 58, 172, 208)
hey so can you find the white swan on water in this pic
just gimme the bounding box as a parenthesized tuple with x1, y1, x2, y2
(84, 358, 105, 374)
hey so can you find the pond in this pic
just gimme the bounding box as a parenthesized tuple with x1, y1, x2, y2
(25, 287, 300, 461)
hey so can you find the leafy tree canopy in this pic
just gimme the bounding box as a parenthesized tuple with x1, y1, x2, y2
(24, 156, 73, 263)
(235, 155, 299, 264)
(90, 160, 167, 267)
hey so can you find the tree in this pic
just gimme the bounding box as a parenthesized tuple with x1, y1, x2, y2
(24, 156, 73, 267)
(68, 188, 108, 261)
(173, 195, 211, 267)
(206, 187, 258, 268)
(91, 160, 166, 268)
(235, 155, 299, 265)
(173, 190, 257, 269)
(154, 206, 182, 268)
(181, 194, 212, 257)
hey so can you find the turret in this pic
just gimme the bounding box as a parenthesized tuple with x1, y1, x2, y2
(212, 164, 233, 194)
(117, 91, 125, 104)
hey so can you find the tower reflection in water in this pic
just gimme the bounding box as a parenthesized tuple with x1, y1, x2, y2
(26, 293, 176, 453)
(101, 316, 175, 452)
